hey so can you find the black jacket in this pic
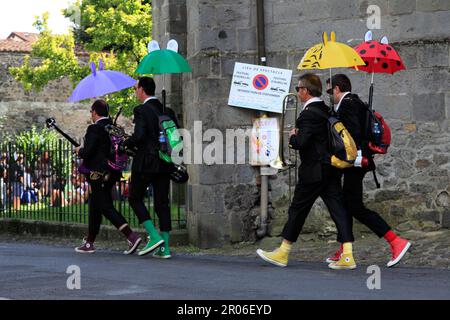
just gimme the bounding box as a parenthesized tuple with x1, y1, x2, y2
(78, 118, 113, 173)
(289, 100, 331, 184)
(124, 98, 179, 174)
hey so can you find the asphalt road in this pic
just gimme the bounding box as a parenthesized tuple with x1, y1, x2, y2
(0, 241, 449, 300)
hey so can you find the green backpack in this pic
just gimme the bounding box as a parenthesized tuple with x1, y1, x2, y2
(154, 112, 183, 164)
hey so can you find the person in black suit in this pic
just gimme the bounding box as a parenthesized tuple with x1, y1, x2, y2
(123, 77, 179, 259)
(326, 74, 411, 267)
(257, 73, 356, 270)
(74, 100, 142, 254)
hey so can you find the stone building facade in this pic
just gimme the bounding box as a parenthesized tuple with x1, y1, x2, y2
(152, 0, 450, 247)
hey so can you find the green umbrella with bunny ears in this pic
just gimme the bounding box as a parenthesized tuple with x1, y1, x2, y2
(136, 39, 192, 110)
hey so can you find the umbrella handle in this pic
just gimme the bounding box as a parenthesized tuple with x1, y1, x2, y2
(368, 83, 374, 111)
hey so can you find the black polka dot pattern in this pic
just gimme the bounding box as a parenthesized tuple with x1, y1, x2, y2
(382, 62, 389, 69)
(381, 50, 387, 56)
(360, 49, 366, 54)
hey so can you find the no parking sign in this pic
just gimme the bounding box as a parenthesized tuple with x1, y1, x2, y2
(253, 74, 269, 90)
(228, 62, 293, 113)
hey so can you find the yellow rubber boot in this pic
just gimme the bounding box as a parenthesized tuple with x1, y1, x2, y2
(328, 243, 357, 270)
(256, 242, 291, 267)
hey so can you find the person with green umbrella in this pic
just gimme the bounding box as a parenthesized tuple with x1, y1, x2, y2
(123, 77, 180, 259)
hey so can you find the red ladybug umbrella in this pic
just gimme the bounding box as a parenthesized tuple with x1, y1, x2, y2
(355, 36, 405, 74)
(353, 31, 406, 110)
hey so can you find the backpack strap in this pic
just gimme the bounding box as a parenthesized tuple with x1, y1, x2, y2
(343, 94, 373, 152)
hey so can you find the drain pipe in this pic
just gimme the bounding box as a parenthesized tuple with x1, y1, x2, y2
(256, 0, 269, 238)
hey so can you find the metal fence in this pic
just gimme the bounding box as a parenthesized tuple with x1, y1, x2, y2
(0, 140, 187, 229)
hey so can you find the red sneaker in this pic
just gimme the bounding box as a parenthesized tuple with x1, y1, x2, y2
(325, 245, 343, 263)
(387, 237, 411, 267)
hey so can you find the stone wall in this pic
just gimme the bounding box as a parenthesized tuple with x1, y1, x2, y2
(152, 0, 450, 247)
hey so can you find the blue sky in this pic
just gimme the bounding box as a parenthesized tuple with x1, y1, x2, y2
(0, 0, 75, 38)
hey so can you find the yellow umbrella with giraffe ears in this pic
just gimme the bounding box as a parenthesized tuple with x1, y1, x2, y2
(298, 32, 365, 70)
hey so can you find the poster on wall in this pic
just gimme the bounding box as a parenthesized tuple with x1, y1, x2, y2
(250, 117, 280, 166)
(228, 62, 293, 114)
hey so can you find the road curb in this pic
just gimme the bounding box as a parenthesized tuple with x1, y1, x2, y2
(0, 218, 189, 246)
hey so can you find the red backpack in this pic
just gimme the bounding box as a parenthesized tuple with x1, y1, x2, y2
(344, 94, 391, 155)
(367, 110, 391, 155)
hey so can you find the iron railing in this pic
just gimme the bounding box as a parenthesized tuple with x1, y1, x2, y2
(0, 140, 187, 229)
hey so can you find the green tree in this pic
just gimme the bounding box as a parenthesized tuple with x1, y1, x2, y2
(10, 0, 152, 116)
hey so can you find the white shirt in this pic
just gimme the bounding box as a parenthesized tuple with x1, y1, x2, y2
(302, 97, 323, 111)
(144, 96, 158, 104)
(95, 117, 109, 123)
(335, 92, 350, 112)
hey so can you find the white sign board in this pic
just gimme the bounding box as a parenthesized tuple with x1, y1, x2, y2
(250, 117, 280, 166)
(228, 62, 293, 114)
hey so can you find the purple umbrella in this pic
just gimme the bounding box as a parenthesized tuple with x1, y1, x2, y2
(68, 60, 137, 102)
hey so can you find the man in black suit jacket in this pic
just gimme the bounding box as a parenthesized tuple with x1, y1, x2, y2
(74, 100, 141, 254)
(123, 77, 179, 259)
(326, 74, 411, 267)
(257, 73, 356, 270)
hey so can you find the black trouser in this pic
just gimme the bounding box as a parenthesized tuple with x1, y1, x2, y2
(128, 171, 171, 232)
(88, 178, 127, 238)
(337, 167, 391, 242)
(282, 166, 354, 243)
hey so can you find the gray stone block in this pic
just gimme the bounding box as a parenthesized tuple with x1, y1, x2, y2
(417, 43, 449, 68)
(188, 211, 227, 248)
(446, 93, 450, 119)
(442, 209, 450, 228)
(329, 0, 360, 19)
(191, 184, 225, 214)
(237, 28, 257, 53)
(415, 69, 449, 94)
(215, 2, 253, 28)
(386, 11, 450, 41)
(416, 0, 450, 12)
(388, 0, 416, 15)
(385, 69, 417, 95)
(266, 21, 325, 51)
(412, 93, 445, 121)
(267, 52, 288, 69)
(197, 78, 234, 102)
(395, 44, 418, 69)
(196, 164, 236, 185)
(229, 211, 244, 242)
(197, 28, 237, 52)
(273, 1, 306, 24)
(372, 94, 412, 121)
(190, 55, 211, 78)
